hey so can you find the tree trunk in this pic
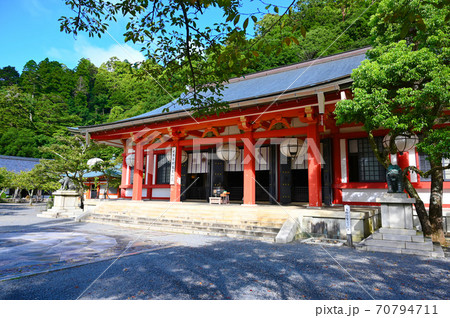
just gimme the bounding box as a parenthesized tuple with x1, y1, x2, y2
(429, 160, 446, 246)
(29, 189, 34, 205)
(14, 187, 20, 203)
(404, 178, 432, 235)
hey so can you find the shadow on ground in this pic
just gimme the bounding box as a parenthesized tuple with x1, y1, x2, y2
(0, 239, 449, 300)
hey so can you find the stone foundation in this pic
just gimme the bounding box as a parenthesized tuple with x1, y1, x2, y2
(357, 193, 444, 258)
(38, 190, 83, 218)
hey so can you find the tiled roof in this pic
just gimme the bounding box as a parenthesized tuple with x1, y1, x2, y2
(73, 47, 368, 132)
(0, 155, 41, 173)
(84, 169, 121, 178)
(125, 50, 367, 121)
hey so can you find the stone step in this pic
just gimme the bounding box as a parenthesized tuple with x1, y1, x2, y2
(363, 238, 406, 248)
(85, 218, 277, 242)
(98, 208, 286, 217)
(91, 212, 286, 227)
(365, 245, 403, 254)
(85, 215, 279, 239)
(359, 244, 443, 257)
(363, 237, 434, 250)
(372, 232, 426, 242)
(94, 203, 293, 218)
(405, 240, 434, 251)
(88, 219, 279, 237)
(378, 228, 417, 236)
(89, 213, 284, 229)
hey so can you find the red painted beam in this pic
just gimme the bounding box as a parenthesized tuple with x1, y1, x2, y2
(89, 95, 340, 139)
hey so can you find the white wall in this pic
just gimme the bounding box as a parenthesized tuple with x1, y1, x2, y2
(125, 189, 133, 197)
(153, 188, 170, 198)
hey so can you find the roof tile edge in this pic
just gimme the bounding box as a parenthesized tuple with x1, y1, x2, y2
(226, 47, 370, 84)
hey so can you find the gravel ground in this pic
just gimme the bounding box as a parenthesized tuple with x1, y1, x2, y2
(0, 203, 449, 300)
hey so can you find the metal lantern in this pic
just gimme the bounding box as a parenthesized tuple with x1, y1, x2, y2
(383, 133, 418, 154)
(280, 138, 306, 158)
(87, 157, 103, 168)
(125, 154, 135, 167)
(394, 133, 419, 154)
(216, 144, 240, 161)
(165, 149, 188, 163)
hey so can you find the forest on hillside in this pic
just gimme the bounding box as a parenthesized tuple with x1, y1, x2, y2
(0, 0, 377, 158)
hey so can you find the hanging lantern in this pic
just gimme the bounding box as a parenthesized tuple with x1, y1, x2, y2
(87, 157, 103, 168)
(216, 144, 240, 161)
(125, 154, 135, 167)
(280, 138, 306, 158)
(394, 133, 419, 154)
(383, 133, 419, 155)
(165, 149, 188, 163)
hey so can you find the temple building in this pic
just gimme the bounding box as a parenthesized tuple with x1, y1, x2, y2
(71, 48, 450, 209)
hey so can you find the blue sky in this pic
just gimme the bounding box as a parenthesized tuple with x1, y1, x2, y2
(0, 0, 294, 72)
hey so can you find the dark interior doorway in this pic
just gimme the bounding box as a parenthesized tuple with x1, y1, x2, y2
(223, 170, 270, 202)
(90, 184, 98, 199)
(255, 170, 270, 201)
(185, 173, 208, 200)
(224, 171, 243, 201)
(291, 169, 308, 202)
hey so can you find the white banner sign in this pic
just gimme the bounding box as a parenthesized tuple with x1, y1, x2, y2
(344, 204, 352, 235)
(169, 147, 176, 185)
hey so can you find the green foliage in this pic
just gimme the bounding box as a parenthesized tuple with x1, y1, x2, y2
(10, 164, 59, 204)
(0, 128, 53, 158)
(39, 134, 120, 194)
(58, 0, 303, 115)
(0, 167, 13, 194)
(0, 0, 382, 158)
(334, 0, 450, 241)
(335, 0, 450, 166)
(13, 166, 59, 196)
(0, 66, 20, 87)
(0, 56, 170, 157)
(245, 0, 378, 73)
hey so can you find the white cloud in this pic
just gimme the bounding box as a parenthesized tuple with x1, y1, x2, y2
(74, 38, 146, 66)
(47, 36, 146, 68)
(22, 0, 52, 17)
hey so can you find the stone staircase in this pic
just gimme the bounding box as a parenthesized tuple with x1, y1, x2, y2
(356, 228, 444, 258)
(81, 201, 290, 241)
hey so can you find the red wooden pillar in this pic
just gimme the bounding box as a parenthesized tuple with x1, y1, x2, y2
(120, 140, 128, 198)
(170, 141, 182, 202)
(308, 123, 322, 207)
(132, 142, 144, 200)
(243, 136, 256, 205)
(331, 129, 342, 204)
(397, 152, 410, 179)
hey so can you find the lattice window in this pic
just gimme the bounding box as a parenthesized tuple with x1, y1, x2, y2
(348, 137, 386, 182)
(156, 154, 170, 184)
(418, 154, 450, 181)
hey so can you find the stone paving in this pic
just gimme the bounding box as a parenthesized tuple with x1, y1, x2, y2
(0, 203, 216, 280)
(0, 203, 449, 300)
